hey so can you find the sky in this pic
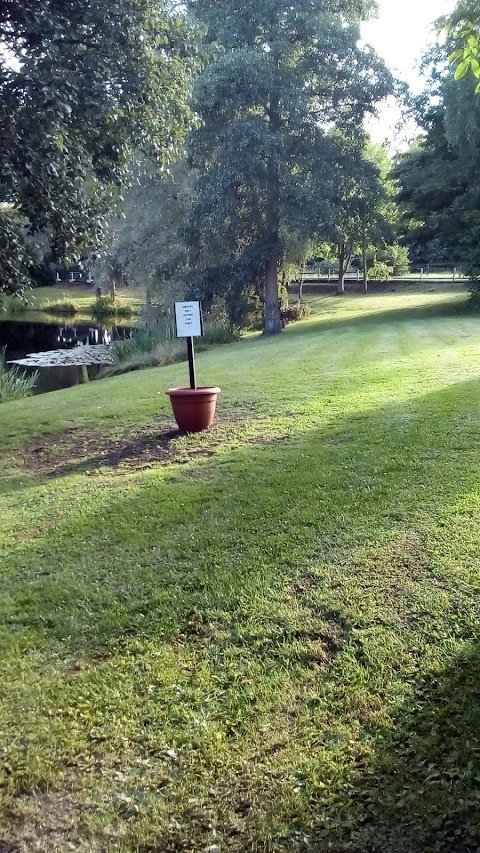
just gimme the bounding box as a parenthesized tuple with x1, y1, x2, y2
(361, 0, 457, 145)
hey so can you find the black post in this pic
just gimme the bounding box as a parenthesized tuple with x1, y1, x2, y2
(187, 336, 197, 389)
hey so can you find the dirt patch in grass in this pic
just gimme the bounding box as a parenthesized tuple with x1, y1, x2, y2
(3, 790, 83, 853)
(23, 413, 290, 477)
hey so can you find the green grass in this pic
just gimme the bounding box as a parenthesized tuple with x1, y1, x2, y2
(90, 295, 136, 320)
(0, 349, 38, 401)
(3, 285, 145, 328)
(41, 299, 80, 317)
(0, 293, 29, 315)
(28, 284, 144, 315)
(1, 284, 480, 851)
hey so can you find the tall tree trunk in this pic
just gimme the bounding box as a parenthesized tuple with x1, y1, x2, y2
(298, 263, 305, 301)
(264, 254, 282, 335)
(263, 52, 282, 336)
(362, 227, 368, 295)
(337, 243, 346, 295)
(110, 277, 117, 300)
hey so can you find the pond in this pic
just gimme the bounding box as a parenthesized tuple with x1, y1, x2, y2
(0, 318, 137, 395)
(0, 318, 134, 362)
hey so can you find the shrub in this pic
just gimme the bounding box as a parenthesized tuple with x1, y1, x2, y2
(377, 245, 411, 276)
(42, 299, 79, 316)
(0, 294, 29, 315)
(368, 262, 391, 282)
(469, 283, 480, 310)
(201, 321, 239, 346)
(99, 317, 238, 379)
(99, 345, 184, 378)
(110, 322, 176, 363)
(99, 321, 184, 377)
(0, 349, 38, 401)
(281, 301, 312, 324)
(90, 296, 134, 320)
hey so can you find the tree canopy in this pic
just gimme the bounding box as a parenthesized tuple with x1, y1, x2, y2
(183, 0, 392, 333)
(324, 136, 397, 294)
(395, 58, 480, 279)
(441, 1, 480, 91)
(94, 162, 195, 304)
(0, 0, 197, 295)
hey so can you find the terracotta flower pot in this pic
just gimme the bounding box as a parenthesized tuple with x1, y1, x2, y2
(167, 386, 221, 433)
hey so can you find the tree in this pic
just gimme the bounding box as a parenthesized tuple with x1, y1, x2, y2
(395, 77, 480, 279)
(184, 0, 392, 334)
(441, 2, 480, 91)
(325, 136, 397, 294)
(94, 161, 195, 306)
(0, 0, 197, 296)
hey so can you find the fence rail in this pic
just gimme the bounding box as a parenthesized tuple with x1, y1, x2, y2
(299, 266, 469, 283)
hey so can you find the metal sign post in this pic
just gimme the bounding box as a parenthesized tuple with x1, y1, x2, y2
(174, 301, 203, 390)
(187, 336, 196, 390)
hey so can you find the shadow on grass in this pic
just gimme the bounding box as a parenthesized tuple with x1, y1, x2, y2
(2, 377, 480, 851)
(309, 642, 480, 852)
(2, 375, 480, 655)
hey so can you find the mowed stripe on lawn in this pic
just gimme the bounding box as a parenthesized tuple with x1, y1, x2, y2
(1, 286, 480, 852)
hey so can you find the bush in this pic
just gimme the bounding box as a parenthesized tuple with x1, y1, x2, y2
(90, 296, 134, 320)
(0, 294, 29, 315)
(99, 345, 184, 378)
(378, 245, 411, 276)
(42, 299, 79, 316)
(99, 317, 238, 379)
(469, 283, 480, 310)
(30, 255, 57, 287)
(281, 301, 312, 324)
(0, 349, 38, 401)
(99, 322, 184, 378)
(110, 322, 176, 363)
(201, 321, 239, 346)
(368, 262, 391, 282)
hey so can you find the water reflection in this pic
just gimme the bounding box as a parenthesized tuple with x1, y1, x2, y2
(0, 320, 133, 362)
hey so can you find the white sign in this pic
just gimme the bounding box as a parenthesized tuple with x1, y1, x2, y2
(175, 301, 203, 338)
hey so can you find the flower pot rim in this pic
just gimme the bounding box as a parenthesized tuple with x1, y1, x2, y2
(167, 386, 221, 396)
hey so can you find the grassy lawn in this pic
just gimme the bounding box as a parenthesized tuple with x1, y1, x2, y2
(33, 283, 144, 308)
(2, 284, 480, 851)
(22, 284, 145, 318)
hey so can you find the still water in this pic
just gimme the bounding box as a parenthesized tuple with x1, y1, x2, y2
(0, 318, 134, 362)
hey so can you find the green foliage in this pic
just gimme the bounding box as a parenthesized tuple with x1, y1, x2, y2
(0, 0, 198, 295)
(101, 345, 184, 378)
(96, 161, 196, 302)
(186, 262, 264, 330)
(469, 282, 480, 308)
(377, 244, 411, 276)
(0, 350, 38, 401)
(30, 254, 57, 288)
(90, 296, 135, 321)
(107, 319, 238, 377)
(0, 207, 33, 297)
(368, 261, 391, 281)
(185, 0, 392, 333)
(201, 321, 239, 346)
(0, 294, 29, 315)
(42, 300, 80, 317)
(395, 71, 480, 277)
(101, 316, 238, 379)
(109, 323, 177, 365)
(441, 2, 480, 91)
(281, 302, 312, 323)
(328, 136, 397, 291)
